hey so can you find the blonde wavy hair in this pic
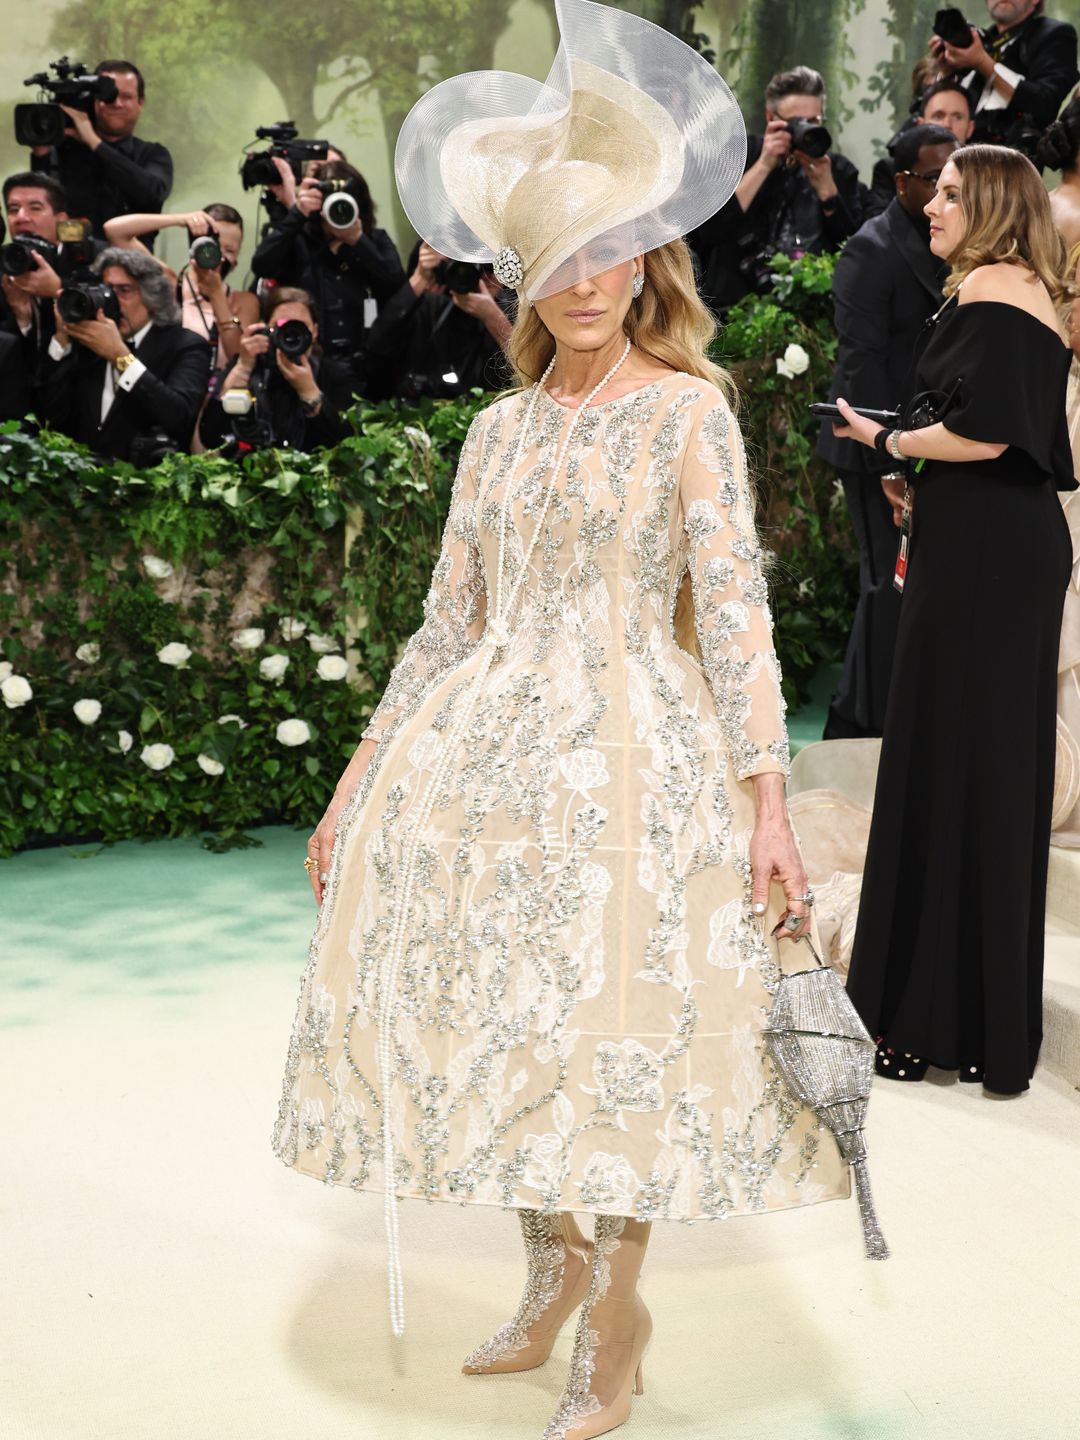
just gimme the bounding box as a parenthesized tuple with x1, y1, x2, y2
(942, 144, 1072, 313)
(507, 238, 736, 406)
(506, 237, 735, 656)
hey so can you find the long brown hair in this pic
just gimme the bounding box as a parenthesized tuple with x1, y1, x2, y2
(507, 238, 737, 408)
(943, 143, 1072, 311)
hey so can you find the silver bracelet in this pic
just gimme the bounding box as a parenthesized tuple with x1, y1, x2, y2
(886, 429, 905, 461)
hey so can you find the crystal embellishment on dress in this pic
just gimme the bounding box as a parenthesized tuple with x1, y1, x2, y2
(493, 245, 526, 289)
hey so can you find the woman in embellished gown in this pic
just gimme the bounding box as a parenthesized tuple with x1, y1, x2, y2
(836, 145, 1076, 1097)
(273, 4, 856, 1436)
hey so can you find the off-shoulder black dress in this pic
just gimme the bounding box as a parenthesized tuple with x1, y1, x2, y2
(846, 299, 1076, 1095)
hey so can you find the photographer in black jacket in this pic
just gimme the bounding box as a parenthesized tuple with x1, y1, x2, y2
(689, 66, 863, 312)
(367, 242, 512, 400)
(816, 124, 958, 739)
(250, 160, 404, 398)
(38, 247, 210, 461)
(27, 61, 173, 242)
(199, 287, 354, 454)
(1, 171, 105, 382)
(932, 1, 1078, 156)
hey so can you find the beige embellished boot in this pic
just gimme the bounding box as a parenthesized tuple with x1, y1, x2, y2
(541, 1215, 653, 1440)
(462, 1210, 593, 1374)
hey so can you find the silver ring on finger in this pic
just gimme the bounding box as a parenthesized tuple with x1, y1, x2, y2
(801, 888, 815, 909)
(782, 912, 804, 933)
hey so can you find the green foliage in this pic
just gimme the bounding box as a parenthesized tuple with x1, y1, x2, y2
(859, 0, 941, 131)
(724, 0, 869, 130)
(1, 262, 856, 855)
(0, 397, 484, 857)
(714, 252, 857, 710)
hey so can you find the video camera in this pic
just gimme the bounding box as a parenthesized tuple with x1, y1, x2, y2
(15, 57, 117, 148)
(241, 122, 329, 189)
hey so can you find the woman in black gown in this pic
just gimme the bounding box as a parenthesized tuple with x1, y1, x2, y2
(834, 144, 1076, 1096)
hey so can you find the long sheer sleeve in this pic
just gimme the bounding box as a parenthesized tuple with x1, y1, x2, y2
(361, 413, 489, 744)
(679, 394, 790, 781)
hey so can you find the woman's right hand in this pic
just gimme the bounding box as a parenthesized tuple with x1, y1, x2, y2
(306, 740, 377, 905)
(881, 473, 907, 528)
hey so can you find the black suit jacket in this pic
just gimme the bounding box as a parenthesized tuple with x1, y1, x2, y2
(31, 134, 173, 242)
(960, 14, 1078, 148)
(816, 200, 947, 475)
(38, 323, 211, 461)
(0, 331, 30, 423)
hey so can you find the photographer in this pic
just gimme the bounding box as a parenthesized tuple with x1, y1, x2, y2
(689, 67, 863, 312)
(367, 242, 512, 400)
(199, 287, 354, 453)
(2, 171, 105, 384)
(250, 160, 403, 396)
(865, 79, 975, 217)
(104, 205, 260, 369)
(931, 2, 1077, 156)
(37, 247, 210, 462)
(816, 124, 959, 739)
(27, 60, 173, 241)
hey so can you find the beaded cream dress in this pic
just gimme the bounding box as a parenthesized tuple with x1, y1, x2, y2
(272, 371, 850, 1225)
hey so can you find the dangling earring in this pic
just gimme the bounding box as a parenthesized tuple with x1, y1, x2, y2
(632, 272, 645, 299)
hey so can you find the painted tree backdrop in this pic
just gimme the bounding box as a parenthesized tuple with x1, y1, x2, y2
(3, 0, 1080, 270)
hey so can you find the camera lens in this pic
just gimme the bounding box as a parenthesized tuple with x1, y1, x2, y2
(0, 241, 34, 276)
(58, 287, 95, 324)
(786, 118, 832, 159)
(323, 192, 359, 230)
(190, 235, 222, 270)
(272, 318, 313, 359)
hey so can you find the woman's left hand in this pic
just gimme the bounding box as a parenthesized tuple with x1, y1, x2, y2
(749, 775, 813, 941)
(832, 396, 885, 450)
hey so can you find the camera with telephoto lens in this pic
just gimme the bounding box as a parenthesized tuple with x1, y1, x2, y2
(189, 226, 222, 271)
(313, 179, 360, 231)
(785, 117, 832, 158)
(433, 259, 484, 293)
(933, 8, 974, 49)
(269, 317, 313, 359)
(240, 121, 329, 188)
(57, 280, 121, 325)
(129, 431, 179, 467)
(0, 233, 59, 277)
(14, 57, 118, 148)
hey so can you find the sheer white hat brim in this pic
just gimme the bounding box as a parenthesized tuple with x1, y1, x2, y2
(394, 0, 746, 302)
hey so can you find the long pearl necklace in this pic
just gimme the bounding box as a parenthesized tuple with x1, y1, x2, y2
(376, 337, 632, 1337)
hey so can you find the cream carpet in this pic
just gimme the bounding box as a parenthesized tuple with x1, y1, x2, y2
(3, 829, 1079, 1440)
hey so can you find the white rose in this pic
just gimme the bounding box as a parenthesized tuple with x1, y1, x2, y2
(73, 698, 102, 726)
(316, 654, 348, 682)
(157, 642, 192, 668)
(140, 742, 175, 771)
(775, 356, 795, 380)
(779, 342, 810, 377)
(197, 753, 225, 776)
(259, 653, 291, 682)
(307, 633, 340, 654)
(117, 730, 133, 753)
(142, 555, 174, 580)
(280, 616, 307, 640)
(1, 674, 33, 708)
(232, 627, 265, 651)
(276, 718, 311, 747)
(0, 661, 12, 682)
(75, 642, 101, 664)
(217, 713, 248, 729)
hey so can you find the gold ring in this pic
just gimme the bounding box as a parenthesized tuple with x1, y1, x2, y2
(303, 856, 318, 873)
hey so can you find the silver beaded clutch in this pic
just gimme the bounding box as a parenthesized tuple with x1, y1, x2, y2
(764, 938, 890, 1260)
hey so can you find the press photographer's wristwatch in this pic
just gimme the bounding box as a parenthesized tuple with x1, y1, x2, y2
(299, 391, 323, 417)
(113, 351, 138, 376)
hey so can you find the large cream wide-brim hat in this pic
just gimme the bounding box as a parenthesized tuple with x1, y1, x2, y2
(394, 0, 746, 302)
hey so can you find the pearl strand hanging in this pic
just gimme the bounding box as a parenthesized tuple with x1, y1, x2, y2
(376, 337, 632, 1337)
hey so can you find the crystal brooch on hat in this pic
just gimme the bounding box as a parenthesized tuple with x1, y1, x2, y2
(493, 246, 526, 288)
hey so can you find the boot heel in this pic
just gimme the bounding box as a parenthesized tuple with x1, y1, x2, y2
(633, 1361, 644, 1396)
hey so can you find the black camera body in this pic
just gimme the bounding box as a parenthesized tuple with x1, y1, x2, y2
(0, 233, 59, 277)
(241, 121, 330, 188)
(129, 432, 179, 467)
(15, 57, 117, 148)
(58, 280, 121, 326)
(786, 117, 832, 158)
(933, 8, 974, 49)
(434, 259, 484, 293)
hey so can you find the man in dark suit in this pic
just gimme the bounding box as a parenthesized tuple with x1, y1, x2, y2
(933, 0, 1078, 157)
(38, 247, 210, 461)
(816, 125, 958, 740)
